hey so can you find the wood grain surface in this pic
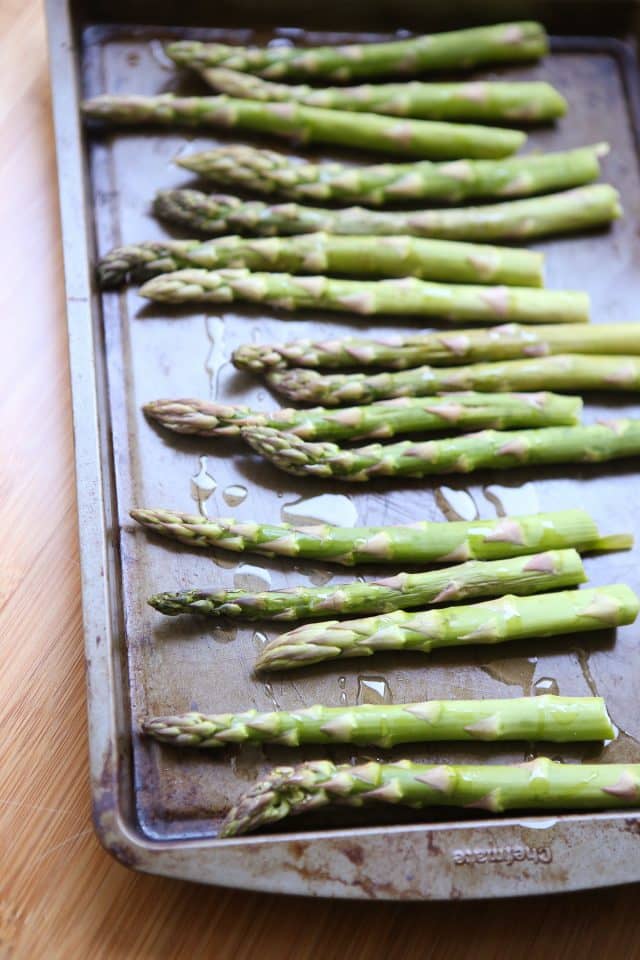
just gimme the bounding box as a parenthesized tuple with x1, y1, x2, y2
(2, 2, 640, 956)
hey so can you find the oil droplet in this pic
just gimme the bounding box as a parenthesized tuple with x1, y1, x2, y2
(210, 625, 237, 644)
(282, 493, 358, 527)
(481, 657, 536, 692)
(308, 568, 333, 586)
(435, 486, 478, 522)
(149, 39, 175, 70)
(223, 484, 248, 507)
(574, 647, 598, 696)
(484, 482, 539, 517)
(602, 726, 638, 760)
(252, 630, 269, 653)
(263, 681, 281, 711)
(338, 676, 347, 706)
(190, 456, 216, 517)
(233, 563, 272, 591)
(356, 676, 392, 705)
(205, 315, 226, 399)
(126, 50, 141, 67)
(214, 554, 240, 570)
(533, 676, 559, 696)
(268, 36, 295, 48)
(230, 742, 264, 781)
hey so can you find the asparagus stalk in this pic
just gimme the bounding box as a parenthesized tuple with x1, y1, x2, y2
(267, 355, 640, 405)
(148, 549, 587, 621)
(257, 584, 639, 670)
(83, 94, 525, 160)
(201, 69, 567, 124)
(144, 392, 581, 443)
(143, 696, 614, 750)
(221, 758, 640, 837)
(178, 142, 595, 205)
(140, 268, 588, 325)
(153, 185, 622, 241)
(99, 234, 544, 289)
(234, 323, 640, 372)
(242, 420, 640, 482)
(132, 507, 620, 567)
(166, 22, 549, 80)
(178, 143, 604, 205)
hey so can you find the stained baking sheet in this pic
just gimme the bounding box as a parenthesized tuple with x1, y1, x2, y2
(47, 0, 640, 895)
(81, 26, 640, 840)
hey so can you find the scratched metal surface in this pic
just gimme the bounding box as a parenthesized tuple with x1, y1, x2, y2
(83, 25, 640, 843)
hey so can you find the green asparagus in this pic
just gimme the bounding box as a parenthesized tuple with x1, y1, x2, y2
(242, 420, 640, 482)
(153, 185, 621, 240)
(178, 143, 604, 205)
(144, 392, 581, 442)
(140, 268, 588, 325)
(166, 22, 549, 80)
(83, 94, 525, 160)
(132, 507, 621, 567)
(148, 549, 586, 621)
(267, 355, 640, 405)
(143, 696, 614, 750)
(220, 758, 640, 837)
(99, 233, 544, 288)
(201, 69, 567, 123)
(233, 323, 640, 372)
(256, 584, 639, 670)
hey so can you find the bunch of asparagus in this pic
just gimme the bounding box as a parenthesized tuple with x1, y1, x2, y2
(85, 16, 640, 838)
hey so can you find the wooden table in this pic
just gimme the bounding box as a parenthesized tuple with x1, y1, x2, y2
(2, 2, 640, 955)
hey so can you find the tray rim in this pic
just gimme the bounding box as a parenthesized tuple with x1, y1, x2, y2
(46, 0, 640, 898)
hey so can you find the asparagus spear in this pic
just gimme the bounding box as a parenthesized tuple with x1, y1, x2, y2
(179, 142, 603, 206)
(257, 584, 639, 670)
(140, 268, 588, 325)
(83, 94, 525, 160)
(148, 549, 586, 621)
(267, 355, 640, 405)
(153, 185, 622, 241)
(144, 392, 581, 443)
(200, 69, 567, 124)
(143, 696, 614, 750)
(242, 420, 640, 482)
(234, 323, 640, 372)
(132, 507, 619, 567)
(99, 234, 544, 289)
(166, 22, 549, 80)
(221, 758, 640, 837)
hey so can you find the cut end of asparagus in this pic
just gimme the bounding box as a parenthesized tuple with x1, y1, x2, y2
(589, 533, 635, 552)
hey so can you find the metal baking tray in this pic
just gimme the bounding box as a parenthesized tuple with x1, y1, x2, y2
(47, 0, 640, 897)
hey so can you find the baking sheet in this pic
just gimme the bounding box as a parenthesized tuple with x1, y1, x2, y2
(82, 26, 640, 841)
